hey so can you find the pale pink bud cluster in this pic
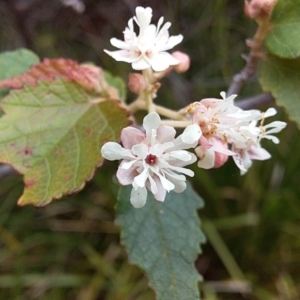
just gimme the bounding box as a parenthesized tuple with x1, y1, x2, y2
(128, 73, 147, 94)
(244, 0, 277, 20)
(172, 51, 190, 73)
(182, 92, 286, 174)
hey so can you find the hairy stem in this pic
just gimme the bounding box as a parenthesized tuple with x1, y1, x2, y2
(227, 19, 272, 96)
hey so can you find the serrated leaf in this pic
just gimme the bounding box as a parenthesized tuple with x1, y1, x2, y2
(260, 55, 300, 125)
(0, 48, 40, 98)
(0, 78, 130, 206)
(104, 70, 126, 101)
(0, 58, 106, 93)
(266, 0, 300, 58)
(116, 184, 205, 300)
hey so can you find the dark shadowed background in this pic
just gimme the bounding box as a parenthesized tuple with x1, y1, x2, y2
(0, 1, 299, 299)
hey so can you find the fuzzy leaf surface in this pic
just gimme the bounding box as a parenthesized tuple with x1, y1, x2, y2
(260, 55, 300, 125)
(0, 49, 40, 98)
(0, 78, 129, 206)
(0, 58, 106, 93)
(266, 0, 300, 58)
(116, 184, 205, 300)
(104, 70, 126, 101)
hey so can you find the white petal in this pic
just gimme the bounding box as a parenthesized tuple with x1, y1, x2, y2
(135, 7, 152, 30)
(101, 142, 133, 160)
(157, 173, 175, 192)
(143, 112, 160, 134)
(264, 121, 287, 132)
(104, 49, 136, 63)
(134, 167, 149, 187)
(149, 52, 180, 72)
(232, 149, 252, 175)
(159, 159, 195, 177)
(121, 127, 145, 149)
(156, 125, 176, 143)
(161, 34, 183, 51)
(151, 176, 167, 202)
(120, 159, 137, 170)
(110, 38, 129, 50)
(131, 58, 151, 70)
(264, 135, 280, 144)
(168, 150, 193, 161)
(132, 143, 148, 158)
(263, 107, 277, 118)
(151, 142, 174, 156)
(168, 175, 186, 193)
(117, 163, 137, 185)
(196, 147, 215, 169)
(248, 146, 271, 160)
(182, 124, 202, 144)
(148, 175, 158, 194)
(130, 186, 147, 208)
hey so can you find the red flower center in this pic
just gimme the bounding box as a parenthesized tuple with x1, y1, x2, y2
(146, 154, 157, 165)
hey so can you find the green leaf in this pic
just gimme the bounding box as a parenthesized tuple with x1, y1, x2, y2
(0, 78, 130, 206)
(0, 49, 40, 98)
(116, 183, 205, 300)
(104, 70, 126, 101)
(260, 55, 300, 125)
(266, 0, 300, 58)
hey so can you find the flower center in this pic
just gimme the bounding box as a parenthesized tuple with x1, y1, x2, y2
(146, 154, 157, 165)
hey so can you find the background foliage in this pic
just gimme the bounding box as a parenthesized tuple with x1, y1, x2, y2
(0, 0, 299, 299)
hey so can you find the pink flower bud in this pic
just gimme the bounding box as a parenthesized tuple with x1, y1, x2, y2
(172, 51, 190, 73)
(244, 0, 277, 20)
(213, 151, 229, 168)
(128, 73, 147, 94)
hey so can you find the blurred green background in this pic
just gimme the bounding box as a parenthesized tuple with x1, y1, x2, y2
(0, 0, 298, 299)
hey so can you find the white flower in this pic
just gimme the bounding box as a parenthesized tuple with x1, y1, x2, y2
(180, 92, 287, 174)
(231, 108, 287, 174)
(104, 6, 183, 72)
(101, 112, 196, 208)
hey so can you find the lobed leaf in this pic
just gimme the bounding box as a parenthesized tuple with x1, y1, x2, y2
(260, 55, 300, 126)
(0, 78, 130, 206)
(116, 184, 205, 300)
(266, 0, 300, 58)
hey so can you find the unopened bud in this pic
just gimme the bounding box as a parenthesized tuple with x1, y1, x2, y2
(244, 0, 277, 20)
(128, 73, 147, 94)
(172, 51, 190, 73)
(214, 151, 229, 168)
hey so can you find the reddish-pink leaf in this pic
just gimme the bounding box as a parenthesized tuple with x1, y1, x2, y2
(0, 58, 105, 93)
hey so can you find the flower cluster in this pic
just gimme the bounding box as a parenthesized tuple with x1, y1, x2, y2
(104, 6, 183, 72)
(182, 92, 286, 174)
(101, 113, 196, 208)
(101, 6, 287, 208)
(101, 95, 286, 207)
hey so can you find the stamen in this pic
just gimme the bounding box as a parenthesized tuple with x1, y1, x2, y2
(146, 154, 157, 165)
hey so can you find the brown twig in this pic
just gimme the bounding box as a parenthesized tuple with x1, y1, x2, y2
(235, 93, 274, 110)
(227, 19, 272, 96)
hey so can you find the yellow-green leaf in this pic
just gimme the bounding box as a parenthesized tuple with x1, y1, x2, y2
(0, 48, 40, 98)
(260, 55, 300, 126)
(0, 78, 130, 206)
(266, 0, 300, 58)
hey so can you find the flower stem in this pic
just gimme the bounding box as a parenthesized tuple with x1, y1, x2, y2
(160, 120, 192, 128)
(155, 104, 186, 120)
(142, 69, 155, 112)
